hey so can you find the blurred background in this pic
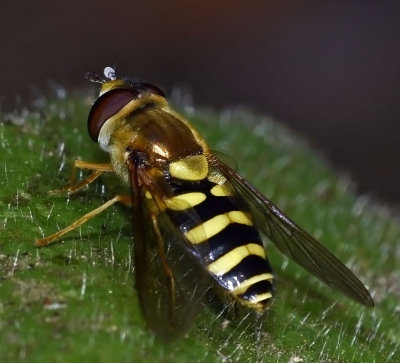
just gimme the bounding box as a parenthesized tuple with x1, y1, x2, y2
(1, 0, 399, 204)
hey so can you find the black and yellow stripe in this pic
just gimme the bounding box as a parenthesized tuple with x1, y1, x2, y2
(165, 156, 273, 309)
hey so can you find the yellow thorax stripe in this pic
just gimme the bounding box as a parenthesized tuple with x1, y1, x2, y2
(169, 155, 208, 181)
(208, 243, 266, 276)
(185, 211, 252, 244)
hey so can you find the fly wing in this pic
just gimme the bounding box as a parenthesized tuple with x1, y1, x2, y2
(129, 163, 211, 341)
(207, 154, 374, 307)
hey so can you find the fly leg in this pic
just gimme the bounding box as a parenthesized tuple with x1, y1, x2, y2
(35, 194, 132, 247)
(50, 161, 114, 195)
(36, 161, 124, 246)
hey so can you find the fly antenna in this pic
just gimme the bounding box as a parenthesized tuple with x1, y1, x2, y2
(85, 70, 105, 84)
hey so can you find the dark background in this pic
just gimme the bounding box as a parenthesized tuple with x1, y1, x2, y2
(2, 1, 399, 204)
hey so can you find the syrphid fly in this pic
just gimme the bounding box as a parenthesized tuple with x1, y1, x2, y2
(36, 66, 374, 341)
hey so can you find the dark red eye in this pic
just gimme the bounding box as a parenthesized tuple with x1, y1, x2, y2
(136, 83, 166, 98)
(88, 89, 139, 142)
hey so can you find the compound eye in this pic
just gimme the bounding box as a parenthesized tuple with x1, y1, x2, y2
(87, 88, 138, 142)
(138, 82, 166, 98)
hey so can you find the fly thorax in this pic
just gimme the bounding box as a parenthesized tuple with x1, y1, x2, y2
(168, 155, 209, 182)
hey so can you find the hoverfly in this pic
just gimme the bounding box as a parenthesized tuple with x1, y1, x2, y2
(36, 66, 374, 341)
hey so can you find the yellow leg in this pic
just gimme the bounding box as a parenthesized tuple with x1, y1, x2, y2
(35, 194, 132, 247)
(50, 161, 114, 195)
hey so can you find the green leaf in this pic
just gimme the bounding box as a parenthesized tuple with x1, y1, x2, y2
(0, 91, 398, 362)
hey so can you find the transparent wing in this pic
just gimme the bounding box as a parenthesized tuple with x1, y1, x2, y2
(129, 163, 211, 341)
(211, 149, 238, 171)
(207, 154, 374, 306)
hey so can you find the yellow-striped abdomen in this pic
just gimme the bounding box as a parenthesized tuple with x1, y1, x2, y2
(165, 157, 273, 310)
